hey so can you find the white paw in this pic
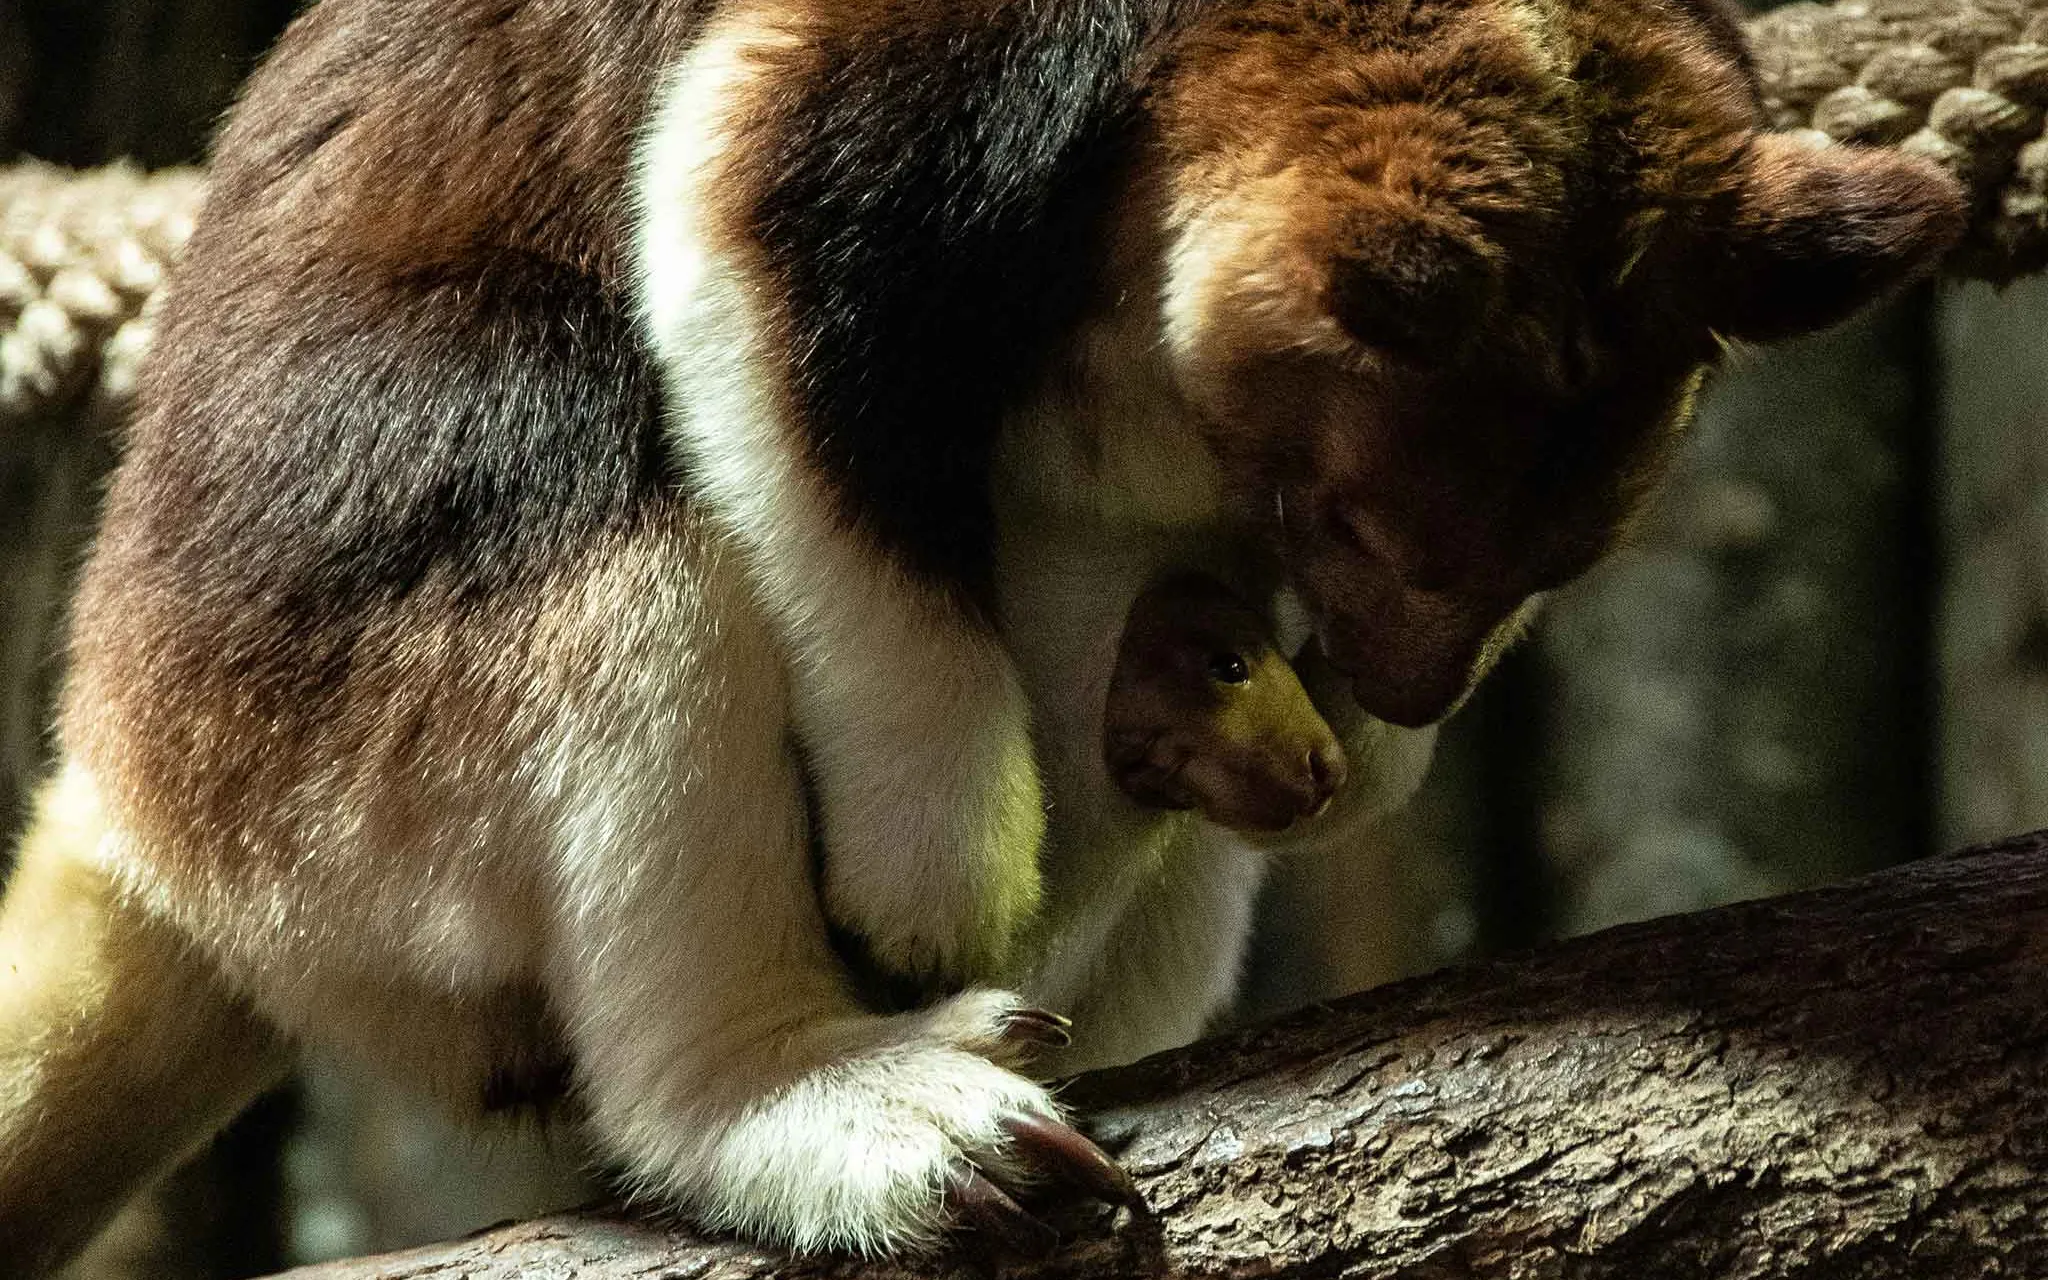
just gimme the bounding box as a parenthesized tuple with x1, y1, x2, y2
(667, 992, 1135, 1256)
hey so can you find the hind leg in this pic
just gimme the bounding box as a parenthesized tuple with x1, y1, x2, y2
(0, 767, 291, 1277)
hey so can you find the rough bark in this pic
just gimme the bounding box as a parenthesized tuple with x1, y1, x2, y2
(275, 831, 2048, 1280)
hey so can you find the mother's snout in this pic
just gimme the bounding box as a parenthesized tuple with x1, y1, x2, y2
(1299, 561, 1533, 728)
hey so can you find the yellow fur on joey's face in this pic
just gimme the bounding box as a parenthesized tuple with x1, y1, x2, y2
(1104, 575, 1345, 834)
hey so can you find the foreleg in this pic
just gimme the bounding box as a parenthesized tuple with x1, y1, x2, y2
(534, 549, 1123, 1254)
(635, 14, 1049, 982)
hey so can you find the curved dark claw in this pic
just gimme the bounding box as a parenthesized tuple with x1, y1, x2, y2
(1002, 1111, 1144, 1209)
(946, 1165, 1059, 1257)
(1000, 1008, 1074, 1050)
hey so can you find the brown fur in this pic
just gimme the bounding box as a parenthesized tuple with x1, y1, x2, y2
(1153, 0, 1964, 725)
(63, 0, 705, 925)
(0, 0, 1968, 1267)
(64, 501, 721, 1103)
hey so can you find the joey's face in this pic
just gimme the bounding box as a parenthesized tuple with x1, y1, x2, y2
(1153, 0, 1965, 728)
(1105, 575, 1346, 833)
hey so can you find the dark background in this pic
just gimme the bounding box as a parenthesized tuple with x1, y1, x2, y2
(2, 0, 299, 168)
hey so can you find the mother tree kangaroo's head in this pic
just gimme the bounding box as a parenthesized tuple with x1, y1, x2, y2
(1150, 0, 1964, 726)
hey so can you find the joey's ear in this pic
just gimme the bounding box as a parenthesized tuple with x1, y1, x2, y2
(1324, 208, 1504, 351)
(1710, 134, 1967, 342)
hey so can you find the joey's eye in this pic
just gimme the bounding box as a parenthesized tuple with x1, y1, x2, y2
(1207, 652, 1250, 685)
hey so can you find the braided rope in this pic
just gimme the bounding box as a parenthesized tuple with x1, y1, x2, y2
(6, 0, 2048, 429)
(0, 162, 202, 429)
(1752, 0, 2048, 277)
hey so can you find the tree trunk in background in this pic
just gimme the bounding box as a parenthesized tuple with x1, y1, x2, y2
(282, 1060, 597, 1265)
(0, 397, 113, 851)
(1534, 300, 1934, 935)
(0, 13, 28, 159)
(1935, 276, 2048, 846)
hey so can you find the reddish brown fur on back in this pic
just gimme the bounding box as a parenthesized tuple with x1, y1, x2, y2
(210, 0, 710, 279)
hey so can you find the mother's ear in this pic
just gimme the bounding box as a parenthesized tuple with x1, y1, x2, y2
(1325, 207, 1504, 351)
(1710, 134, 1968, 342)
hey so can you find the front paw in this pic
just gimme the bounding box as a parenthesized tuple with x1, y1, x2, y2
(944, 1111, 1141, 1255)
(687, 992, 1134, 1256)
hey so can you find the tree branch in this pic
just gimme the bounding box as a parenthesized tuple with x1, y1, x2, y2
(275, 831, 2048, 1279)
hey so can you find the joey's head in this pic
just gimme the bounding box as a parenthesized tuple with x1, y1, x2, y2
(1151, 0, 1966, 727)
(1105, 574, 1346, 833)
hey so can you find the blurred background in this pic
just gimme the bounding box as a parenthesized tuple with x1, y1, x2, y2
(4, 0, 2046, 1275)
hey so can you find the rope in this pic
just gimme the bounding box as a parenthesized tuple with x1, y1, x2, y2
(6, 0, 2048, 428)
(0, 162, 202, 428)
(1752, 0, 2048, 278)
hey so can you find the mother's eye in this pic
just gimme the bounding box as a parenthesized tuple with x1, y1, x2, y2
(1206, 652, 1250, 685)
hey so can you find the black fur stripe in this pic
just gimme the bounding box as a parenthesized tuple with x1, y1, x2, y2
(105, 252, 665, 708)
(740, 0, 1206, 608)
